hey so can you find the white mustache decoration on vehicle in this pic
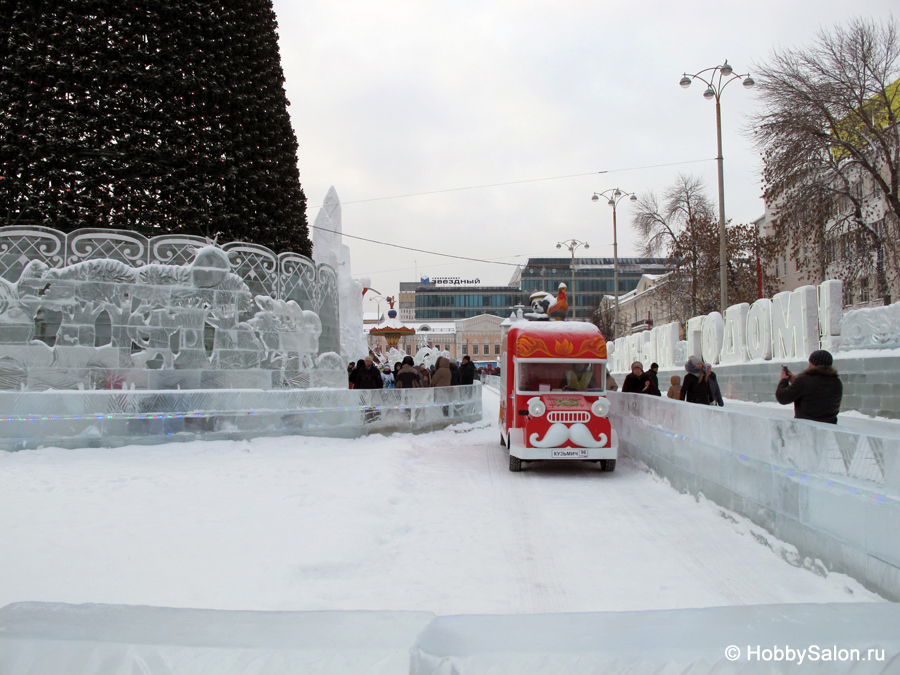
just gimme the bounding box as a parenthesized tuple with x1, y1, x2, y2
(529, 423, 609, 448)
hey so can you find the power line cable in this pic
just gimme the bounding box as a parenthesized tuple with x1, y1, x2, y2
(312, 225, 525, 266)
(311, 157, 714, 268)
(306, 157, 715, 209)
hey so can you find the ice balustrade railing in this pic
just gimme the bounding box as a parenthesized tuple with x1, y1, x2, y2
(0, 226, 342, 391)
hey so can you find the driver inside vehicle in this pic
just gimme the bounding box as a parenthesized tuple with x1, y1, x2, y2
(560, 363, 593, 391)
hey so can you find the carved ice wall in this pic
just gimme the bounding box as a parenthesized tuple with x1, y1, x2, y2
(0, 226, 343, 391)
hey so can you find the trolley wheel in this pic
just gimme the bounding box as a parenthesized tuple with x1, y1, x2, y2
(500, 433, 506, 447)
(509, 453, 522, 472)
(602, 459, 616, 472)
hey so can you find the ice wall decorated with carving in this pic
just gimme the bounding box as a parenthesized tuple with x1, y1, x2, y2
(0, 226, 343, 391)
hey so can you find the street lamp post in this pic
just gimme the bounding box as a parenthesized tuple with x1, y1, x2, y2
(679, 60, 755, 314)
(592, 189, 637, 340)
(556, 238, 589, 320)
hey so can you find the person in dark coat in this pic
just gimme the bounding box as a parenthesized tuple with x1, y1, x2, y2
(622, 361, 652, 394)
(459, 355, 477, 385)
(449, 361, 461, 386)
(776, 350, 843, 424)
(349, 359, 365, 389)
(646, 362, 662, 396)
(680, 356, 711, 405)
(395, 356, 421, 389)
(705, 363, 724, 406)
(354, 356, 384, 390)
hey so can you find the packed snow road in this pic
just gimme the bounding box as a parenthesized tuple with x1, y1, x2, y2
(0, 388, 881, 613)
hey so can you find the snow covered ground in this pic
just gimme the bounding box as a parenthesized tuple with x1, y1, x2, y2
(0, 388, 883, 614)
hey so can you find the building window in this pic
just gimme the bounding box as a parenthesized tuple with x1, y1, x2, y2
(859, 277, 869, 303)
(462, 340, 468, 355)
(483, 342, 489, 356)
(494, 341, 501, 355)
(472, 343, 479, 355)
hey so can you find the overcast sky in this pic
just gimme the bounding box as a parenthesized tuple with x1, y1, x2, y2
(271, 0, 895, 312)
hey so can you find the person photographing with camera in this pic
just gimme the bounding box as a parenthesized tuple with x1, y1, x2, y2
(775, 350, 843, 424)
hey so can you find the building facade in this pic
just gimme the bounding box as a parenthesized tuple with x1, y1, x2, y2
(415, 286, 523, 320)
(364, 313, 504, 365)
(519, 258, 670, 320)
(398, 281, 418, 321)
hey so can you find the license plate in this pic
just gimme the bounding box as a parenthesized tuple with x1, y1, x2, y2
(551, 448, 588, 459)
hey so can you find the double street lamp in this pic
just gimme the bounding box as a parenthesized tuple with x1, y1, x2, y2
(679, 60, 755, 313)
(592, 188, 637, 340)
(556, 239, 589, 320)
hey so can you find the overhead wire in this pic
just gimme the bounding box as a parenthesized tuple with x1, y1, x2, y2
(310, 156, 715, 268)
(305, 157, 715, 210)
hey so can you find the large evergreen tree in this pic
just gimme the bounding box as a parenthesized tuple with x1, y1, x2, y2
(0, 0, 309, 256)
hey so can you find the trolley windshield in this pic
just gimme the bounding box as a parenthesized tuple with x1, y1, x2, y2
(517, 361, 605, 393)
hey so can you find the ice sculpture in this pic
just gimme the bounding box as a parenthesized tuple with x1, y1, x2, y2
(746, 298, 773, 361)
(840, 300, 900, 350)
(720, 303, 749, 364)
(311, 187, 368, 363)
(771, 286, 818, 360)
(700, 312, 724, 365)
(652, 322, 679, 369)
(0, 227, 343, 392)
(818, 279, 843, 351)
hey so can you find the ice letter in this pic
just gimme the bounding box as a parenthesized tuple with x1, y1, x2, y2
(640, 330, 655, 366)
(746, 299, 773, 361)
(686, 315, 705, 360)
(772, 286, 818, 359)
(818, 279, 842, 350)
(652, 322, 678, 369)
(701, 312, 724, 365)
(721, 303, 750, 364)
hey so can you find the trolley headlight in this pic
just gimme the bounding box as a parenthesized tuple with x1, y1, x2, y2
(527, 397, 546, 417)
(591, 398, 610, 417)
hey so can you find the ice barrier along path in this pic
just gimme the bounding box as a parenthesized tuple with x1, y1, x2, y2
(607, 391, 900, 601)
(2, 601, 899, 674)
(0, 384, 483, 450)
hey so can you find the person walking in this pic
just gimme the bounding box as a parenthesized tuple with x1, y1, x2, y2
(432, 356, 452, 387)
(349, 359, 365, 389)
(776, 350, 843, 424)
(381, 367, 395, 389)
(622, 361, 652, 394)
(353, 356, 383, 390)
(460, 355, 476, 385)
(680, 356, 711, 405)
(705, 363, 724, 406)
(395, 356, 421, 389)
(418, 365, 431, 388)
(605, 370, 618, 391)
(449, 360, 461, 386)
(647, 362, 662, 396)
(666, 375, 682, 399)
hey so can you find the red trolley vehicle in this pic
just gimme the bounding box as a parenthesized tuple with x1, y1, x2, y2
(499, 321, 617, 472)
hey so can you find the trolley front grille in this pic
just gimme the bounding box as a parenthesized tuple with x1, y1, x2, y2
(547, 411, 590, 423)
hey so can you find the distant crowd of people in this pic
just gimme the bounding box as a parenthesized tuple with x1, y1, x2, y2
(611, 349, 843, 424)
(348, 355, 500, 390)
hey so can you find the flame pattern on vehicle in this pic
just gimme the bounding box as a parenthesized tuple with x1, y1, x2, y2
(515, 334, 608, 359)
